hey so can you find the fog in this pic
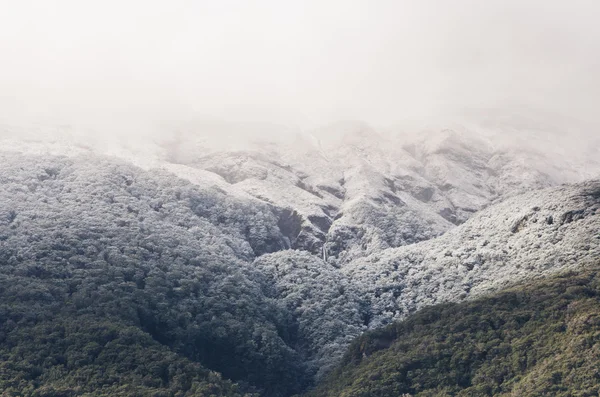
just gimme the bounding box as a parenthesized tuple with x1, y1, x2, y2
(1, 0, 600, 132)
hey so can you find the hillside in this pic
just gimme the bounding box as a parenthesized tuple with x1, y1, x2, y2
(3, 116, 598, 266)
(0, 116, 598, 396)
(344, 179, 600, 327)
(0, 152, 308, 396)
(305, 266, 600, 397)
(258, 179, 600, 376)
(3, 0, 600, 394)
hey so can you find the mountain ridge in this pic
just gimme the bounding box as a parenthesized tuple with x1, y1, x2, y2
(0, 115, 598, 395)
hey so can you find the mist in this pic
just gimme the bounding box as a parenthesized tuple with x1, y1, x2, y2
(1, 0, 600, 133)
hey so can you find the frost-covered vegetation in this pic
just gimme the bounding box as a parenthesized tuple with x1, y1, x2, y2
(0, 117, 598, 397)
(305, 266, 600, 397)
(252, 251, 369, 380)
(345, 180, 600, 327)
(0, 152, 307, 396)
(162, 120, 600, 264)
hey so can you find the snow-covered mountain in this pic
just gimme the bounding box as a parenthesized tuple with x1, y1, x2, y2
(345, 179, 600, 326)
(251, 179, 600, 379)
(159, 116, 599, 265)
(0, 112, 598, 395)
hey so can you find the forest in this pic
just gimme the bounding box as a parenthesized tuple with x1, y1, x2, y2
(306, 267, 600, 396)
(0, 152, 598, 396)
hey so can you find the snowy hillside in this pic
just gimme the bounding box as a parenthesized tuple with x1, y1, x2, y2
(344, 179, 600, 326)
(249, 179, 600, 379)
(160, 117, 600, 265)
(0, 114, 598, 395)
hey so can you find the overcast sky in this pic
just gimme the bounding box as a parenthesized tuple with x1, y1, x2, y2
(1, 0, 599, 128)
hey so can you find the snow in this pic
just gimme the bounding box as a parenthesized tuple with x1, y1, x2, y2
(343, 180, 600, 327)
(0, 111, 598, 381)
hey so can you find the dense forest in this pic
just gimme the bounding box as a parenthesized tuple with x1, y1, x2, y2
(3, 0, 600, 393)
(0, 151, 598, 396)
(305, 266, 600, 397)
(0, 153, 308, 396)
(0, 314, 253, 396)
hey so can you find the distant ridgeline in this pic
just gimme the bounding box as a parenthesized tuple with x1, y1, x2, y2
(305, 266, 600, 397)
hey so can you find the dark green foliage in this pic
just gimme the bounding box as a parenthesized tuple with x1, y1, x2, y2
(0, 153, 307, 396)
(2, 152, 597, 397)
(306, 267, 600, 397)
(0, 315, 252, 396)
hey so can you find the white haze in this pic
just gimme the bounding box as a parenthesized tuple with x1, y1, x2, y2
(1, 0, 600, 130)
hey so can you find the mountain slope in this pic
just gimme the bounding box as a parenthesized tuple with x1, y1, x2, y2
(0, 114, 598, 396)
(0, 150, 598, 395)
(160, 119, 599, 264)
(305, 266, 600, 397)
(0, 315, 253, 397)
(255, 180, 600, 380)
(344, 179, 600, 327)
(251, 251, 369, 380)
(0, 152, 308, 396)
(2, 115, 598, 266)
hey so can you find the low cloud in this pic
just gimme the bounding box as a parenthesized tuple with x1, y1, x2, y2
(1, 0, 599, 132)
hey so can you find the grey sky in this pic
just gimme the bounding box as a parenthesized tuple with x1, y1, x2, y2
(1, 0, 599, 127)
